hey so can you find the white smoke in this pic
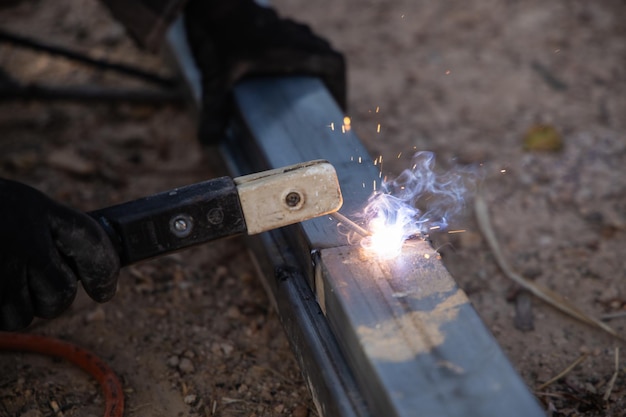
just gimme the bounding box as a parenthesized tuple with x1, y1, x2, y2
(359, 151, 473, 258)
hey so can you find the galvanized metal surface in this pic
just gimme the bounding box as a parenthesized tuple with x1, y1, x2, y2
(320, 241, 543, 417)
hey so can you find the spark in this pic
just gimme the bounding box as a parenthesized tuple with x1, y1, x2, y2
(358, 156, 362, 163)
(445, 70, 451, 75)
(424, 254, 430, 259)
(447, 229, 466, 234)
(500, 169, 507, 173)
(377, 123, 381, 133)
(397, 152, 402, 159)
(373, 180, 377, 191)
(328, 122, 335, 131)
(376, 106, 380, 113)
(343, 116, 351, 132)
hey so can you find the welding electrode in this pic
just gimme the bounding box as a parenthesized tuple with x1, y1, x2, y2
(89, 160, 342, 266)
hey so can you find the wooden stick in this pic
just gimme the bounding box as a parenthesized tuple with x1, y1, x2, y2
(603, 347, 620, 401)
(475, 193, 622, 340)
(536, 353, 588, 391)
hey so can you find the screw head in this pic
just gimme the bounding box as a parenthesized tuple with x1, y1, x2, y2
(174, 218, 188, 231)
(285, 191, 302, 208)
(170, 214, 193, 238)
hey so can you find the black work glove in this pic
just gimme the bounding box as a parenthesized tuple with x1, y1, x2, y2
(184, 0, 346, 143)
(0, 179, 120, 330)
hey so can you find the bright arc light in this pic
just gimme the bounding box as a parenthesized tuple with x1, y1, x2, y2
(356, 151, 472, 260)
(364, 214, 411, 259)
(360, 194, 422, 260)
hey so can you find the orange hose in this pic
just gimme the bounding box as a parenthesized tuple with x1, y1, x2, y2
(0, 332, 124, 417)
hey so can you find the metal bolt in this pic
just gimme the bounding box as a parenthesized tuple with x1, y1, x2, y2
(170, 214, 193, 238)
(174, 218, 188, 231)
(285, 191, 302, 208)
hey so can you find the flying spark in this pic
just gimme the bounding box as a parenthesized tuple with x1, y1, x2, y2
(343, 116, 352, 132)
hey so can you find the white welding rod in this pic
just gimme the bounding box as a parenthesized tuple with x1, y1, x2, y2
(90, 160, 343, 265)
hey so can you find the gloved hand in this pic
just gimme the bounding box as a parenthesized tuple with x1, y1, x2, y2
(184, 0, 347, 143)
(0, 179, 120, 330)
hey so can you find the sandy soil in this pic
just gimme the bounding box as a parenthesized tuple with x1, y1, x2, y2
(1, 0, 626, 416)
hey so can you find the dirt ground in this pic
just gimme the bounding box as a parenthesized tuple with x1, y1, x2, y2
(1, 0, 626, 416)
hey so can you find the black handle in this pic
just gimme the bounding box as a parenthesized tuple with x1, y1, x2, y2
(89, 177, 247, 266)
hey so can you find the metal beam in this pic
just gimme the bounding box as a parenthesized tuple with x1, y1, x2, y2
(166, 20, 545, 417)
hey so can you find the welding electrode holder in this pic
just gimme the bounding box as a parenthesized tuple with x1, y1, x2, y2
(89, 177, 245, 266)
(88, 160, 343, 266)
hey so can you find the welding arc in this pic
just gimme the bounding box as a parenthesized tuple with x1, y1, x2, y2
(330, 211, 371, 237)
(0, 332, 124, 417)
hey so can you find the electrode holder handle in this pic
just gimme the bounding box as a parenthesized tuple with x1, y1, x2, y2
(89, 160, 343, 266)
(89, 177, 246, 266)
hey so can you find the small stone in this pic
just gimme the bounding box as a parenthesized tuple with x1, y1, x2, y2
(274, 404, 285, 413)
(178, 357, 195, 374)
(184, 394, 197, 405)
(537, 235, 553, 247)
(584, 382, 597, 394)
(85, 306, 106, 322)
(226, 306, 241, 319)
(293, 405, 309, 417)
(215, 266, 229, 279)
(167, 355, 179, 368)
(182, 349, 195, 359)
(220, 343, 234, 356)
(47, 148, 97, 176)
